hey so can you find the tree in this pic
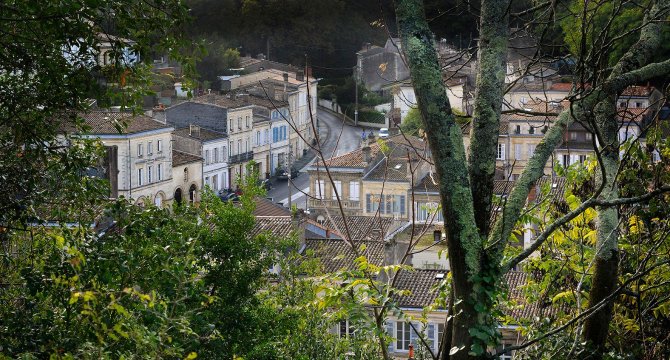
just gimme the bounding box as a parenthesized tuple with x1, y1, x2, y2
(394, 0, 670, 359)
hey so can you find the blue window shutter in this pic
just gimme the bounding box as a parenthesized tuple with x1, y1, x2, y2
(366, 194, 371, 212)
(386, 321, 395, 353)
(427, 323, 436, 352)
(400, 195, 406, 215)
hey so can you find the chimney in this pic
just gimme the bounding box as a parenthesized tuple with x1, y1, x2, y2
(296, 70, 304, 82)
(362, 146, 371, 164)
(283, 72, 289, 83)
(189, 124, 200, 138)
(527, 182, 538, 203)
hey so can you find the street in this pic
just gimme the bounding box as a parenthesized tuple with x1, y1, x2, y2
(267, 107, 363, 209)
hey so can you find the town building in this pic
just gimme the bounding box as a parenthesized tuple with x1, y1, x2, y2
(69, 111, 176, 206)
(172, 125, 229, 192)
(171, 150, 203, 205)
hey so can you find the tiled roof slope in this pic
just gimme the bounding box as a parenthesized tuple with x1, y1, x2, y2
(392, 269, 446, 308)
(172, 150, 202, 166)
(173, 127, 227, 141)
(319, 134, 426, 169)
(321, 215, 395, 241)
(413, 173, 440, 193)
(252, 216, 295, 238)
(364, 157, 411, 182)
(303, 239, 385, 273)
(621, 85, 655, 97)
(253, 197, 291, 217)
(70, 111, 171, 135)
(389, 269, 560, 322)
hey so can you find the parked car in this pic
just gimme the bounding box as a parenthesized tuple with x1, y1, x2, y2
(378, 128, 389, 138)
(276, 166, 299, 180)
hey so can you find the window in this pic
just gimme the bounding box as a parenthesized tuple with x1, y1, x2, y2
(237, 140, 241, 155)
(527, 144, 536, 157)
(147, 165, 152, 183)
(514, 144, 522, 160)
(332, 181, 342, 199)
(237, 117, 241, 129)
(229, 119, 234, 133)
(154, 193, 162, 208)
(138, 168, 143, 186)
(212, 174, 218, 190)
(222, 146, 227, 160)
(497, 143, 506, 160)
(416, 202, 443, 222)
(339, 320, 355, 339)
(542, 126, 548, 134)
(205, 149, 210, 165)
(205, 176, 210, 187)
(147, 141, 153, 155)
(157, 164, 162, 181)
(157, 140, 162, 152)
(436, 323, 445, 352)
(246, 115, 250, 128)
(229, 141, 233, 155)
(586, 132, 593, 140)
(316, 180, 326, 199)
(579, 155, 587, 163)
(264, 129, 269, 144)
(619, 102, 626, 108)
(183, 168, 188, 182)
(570, 132, 577, 140)
(529, 126, 535, 134)
(635, 102, 642, 108)
(273, 127, 278, 142)
(520, 96, 527, 104)
(214, 148, 219, 163)
(563, 154, 570, 167)
(396, 322, 411, 351)
(515, 125, 521, 134)
(366, 194, 380, 213)
(256, 131, 261, 145)
(137, 143, 143, 157)
(245, 139, 249, 153)
(349, 182, 360, 201)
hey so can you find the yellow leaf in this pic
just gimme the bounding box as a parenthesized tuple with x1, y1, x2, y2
(379, 62, 388, 73)
(184, 352, 198, 360)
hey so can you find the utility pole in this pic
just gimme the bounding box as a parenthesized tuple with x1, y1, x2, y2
(287, 145, 292, 209)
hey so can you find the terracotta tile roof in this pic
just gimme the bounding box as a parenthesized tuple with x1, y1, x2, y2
(303, 238, 385, 273)
(253, 197, 291, 217)
(621, 85, 655, 97)
(617, 107, 650, 122)
(172, 150, 202, 167)
(392, 269, 446, 308)
(251, 216, 296, 238)
(321, 215, 395, 241)
(535, 176, 568, 201)
(173, 127, 227, 141)
(501, 100, 565, 123)
(364, 157, 412, 182)
(70, 111, 171, 135)
(503, 271, 561, 322)
(493, 180, 515, 196)
(461, 120, 510, 135)
(318, 134, 426, 169)
(548, 82, 590, 92)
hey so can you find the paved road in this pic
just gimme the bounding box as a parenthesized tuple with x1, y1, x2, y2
(268, 107, 363, 209)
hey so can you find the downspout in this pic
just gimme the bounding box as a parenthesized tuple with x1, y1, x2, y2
(128, 138, 132, 198)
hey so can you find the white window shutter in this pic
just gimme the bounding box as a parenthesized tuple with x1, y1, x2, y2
(386, 321, 395, 353)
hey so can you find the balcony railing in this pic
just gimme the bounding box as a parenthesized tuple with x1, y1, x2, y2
(229, 151, 254, 164)
(308, 198, 361, 209)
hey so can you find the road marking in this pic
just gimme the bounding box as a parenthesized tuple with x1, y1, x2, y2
(278, 186, 309, 205)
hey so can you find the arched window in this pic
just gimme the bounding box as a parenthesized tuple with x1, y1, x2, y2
(189, 184, 197, 203)
(174, 188, 182, 205)
(154, 193, 163, 208)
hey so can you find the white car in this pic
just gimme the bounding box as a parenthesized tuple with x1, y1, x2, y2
(378, 128, 389, 138)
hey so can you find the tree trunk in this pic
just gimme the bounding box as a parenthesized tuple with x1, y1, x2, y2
(467, 0, 509, 237)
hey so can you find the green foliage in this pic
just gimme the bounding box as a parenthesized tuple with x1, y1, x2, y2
(195, 34, 241, 84)
(400, 107, 424, 136)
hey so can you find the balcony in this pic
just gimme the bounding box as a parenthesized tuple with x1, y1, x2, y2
(308, 198, 361, 210)
(229, 151, 254, 164)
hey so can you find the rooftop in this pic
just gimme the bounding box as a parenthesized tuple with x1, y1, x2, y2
(173, 126, 227, 142)
(69, 111, 172, 135)
(172, 150, 202, 167)
(320, 214, 395, 241)
(191, 93, 288, 111)
(303, 238, 385, 273)
(316, 134, 426, 169)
